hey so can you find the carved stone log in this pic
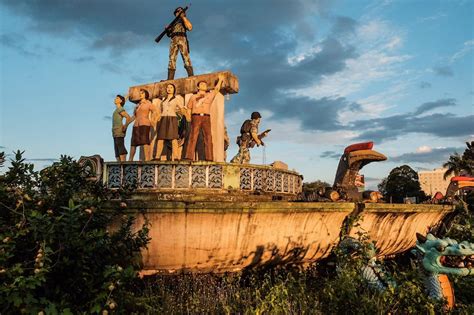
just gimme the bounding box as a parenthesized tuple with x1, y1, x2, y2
(362, 191, 382, 202)
(324, 189, 340, 202)
(128, 71, 239, 103)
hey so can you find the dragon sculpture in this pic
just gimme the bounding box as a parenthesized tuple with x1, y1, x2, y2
(413, 233, 474, 308)
(339, 234, 474, 309)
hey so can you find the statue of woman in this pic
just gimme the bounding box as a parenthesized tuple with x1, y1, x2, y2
(129, 89, 156, 161)
(153, 83, 185, 160)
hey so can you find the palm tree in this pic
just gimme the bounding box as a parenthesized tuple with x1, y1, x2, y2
(0, 152, 4, 168)
(443, 152, 468, 179)
(462, 141, 474, 174)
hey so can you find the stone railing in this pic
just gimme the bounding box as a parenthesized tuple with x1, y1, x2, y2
(103, 161, 303, 195)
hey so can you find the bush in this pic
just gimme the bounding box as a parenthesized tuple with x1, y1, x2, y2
(438, 203, 474, 310)
(0, 151, 149, 314)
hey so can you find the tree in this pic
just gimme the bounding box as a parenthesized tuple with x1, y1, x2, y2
(302, 180, 331, 194)
(377, 177, 387, 197)
(378, 165, 427, 203)
(0, 151, 149, 313)
(462, 141, 474, 160)
(443, 141, 474, 179)
(462, 141, 474, 174)
(443, 153, 467, 179)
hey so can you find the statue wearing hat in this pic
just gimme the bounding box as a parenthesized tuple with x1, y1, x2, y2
(231, 112, 270, 164)
(161, 6, 194, 80)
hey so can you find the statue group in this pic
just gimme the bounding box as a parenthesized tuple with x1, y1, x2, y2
(111, 7, 269, 164)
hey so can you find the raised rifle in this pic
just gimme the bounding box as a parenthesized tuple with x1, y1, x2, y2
(248, 129, 271, 148)
(155, 6, 190, 44)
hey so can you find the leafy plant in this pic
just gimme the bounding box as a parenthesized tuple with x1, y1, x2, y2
(0, 151, 149, 314)
(378, 165, 427, 203)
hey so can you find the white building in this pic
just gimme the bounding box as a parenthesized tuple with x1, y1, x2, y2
(418, 168, 453, 196)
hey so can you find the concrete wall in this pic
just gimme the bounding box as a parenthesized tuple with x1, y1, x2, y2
(117, 201, 453, 274)
(348, 203, 452, 256)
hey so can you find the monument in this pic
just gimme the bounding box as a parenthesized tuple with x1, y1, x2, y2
(78, 6, 458, 275)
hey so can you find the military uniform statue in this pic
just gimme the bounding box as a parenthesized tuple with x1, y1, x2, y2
(231, 112, 263, 164)
(167, 7, 193, 80)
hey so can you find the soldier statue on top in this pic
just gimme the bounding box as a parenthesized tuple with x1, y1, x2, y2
(231, 112, 270, 164)
(156, 6, 194, 80)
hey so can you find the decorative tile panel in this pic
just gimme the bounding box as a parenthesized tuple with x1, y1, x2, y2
(208, 165, 223, 188)
(108, 165, 122, 188)
(192, 165, 207, 188)
(275, 172, 283, 192)
(175, 165, 190, 188)
(240, 168, 252, 190)
(265, 170, 275, 192)
(103, 162, 304, 197)
(157, 165, 173, 188)
(140, 165, 155, 188)
(253, 169, 264, 191)
(124, 165, 138, 187)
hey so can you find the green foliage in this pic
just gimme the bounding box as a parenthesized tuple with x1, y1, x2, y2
(443, 141, 474, 179)
(0, 151, 149, 314)
(378, 165, 427, 203)
(437, 203, 474, 310)
(129, 258, 450, 314)
(0, 151, 5, 168)
(302, 180, 331, 194)
(127, 225, 474, 313)
(442, 206, 474, 243)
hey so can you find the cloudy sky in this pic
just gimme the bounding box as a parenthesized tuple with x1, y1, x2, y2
(0, 0, 473, 187)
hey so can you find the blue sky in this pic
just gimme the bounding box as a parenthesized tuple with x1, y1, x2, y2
(0, 0, 473, 188)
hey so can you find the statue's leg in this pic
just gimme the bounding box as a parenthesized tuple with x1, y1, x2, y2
(150, 127, 158, 159)
(171, 139, 179, 161)
(230, 147, 244, 164)
(129, 146, 136, 162)
(168, 38, 179, 79)
(242, 148, 250, 164)
(155, 140, 164, 160)
(179, 37, 192, 67)
(178, 37, 193, 76)
(201, 116, 214, 161)
(185, 117, 200, 160)
(144, 144, 150, 161)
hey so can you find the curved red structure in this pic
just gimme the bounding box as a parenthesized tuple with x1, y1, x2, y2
(344, 141, 374, 154)
(450, 176, 474, 182)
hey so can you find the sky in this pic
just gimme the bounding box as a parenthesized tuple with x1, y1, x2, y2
(0, 0, 473, 188)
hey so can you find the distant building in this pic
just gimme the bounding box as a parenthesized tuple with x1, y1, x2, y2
(418, 168, 453, 196)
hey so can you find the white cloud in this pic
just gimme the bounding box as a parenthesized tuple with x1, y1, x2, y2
(417, 13, 447, 23)
(416, 145, 432, 153)
(287, 45, 322, 65)
(450, 39, 474, 64)
(290, 19, 411, 124)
